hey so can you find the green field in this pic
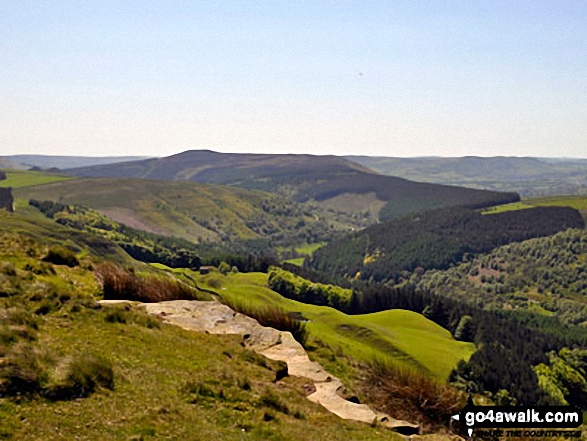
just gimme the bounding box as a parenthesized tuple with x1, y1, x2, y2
(0, 169, 74, 189)
(481, 195, 587, 215)
(295, 242, 326, 255)
(280, 242, 326, 266)
(283, 257, 305, 266)
(180, 270, 474, 380)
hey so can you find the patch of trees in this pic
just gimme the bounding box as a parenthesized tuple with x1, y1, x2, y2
(0, 171, 6, 181)
(309, 206, 585, 283)
(0, 188, 13, 212)
(268, 267, 353, 311)
(533, 348, 587, 407)
(30, 199, 69, 218)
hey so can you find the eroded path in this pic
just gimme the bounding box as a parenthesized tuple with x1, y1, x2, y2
(129, 300, 418, 435)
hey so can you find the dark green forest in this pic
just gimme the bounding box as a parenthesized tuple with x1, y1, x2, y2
(309, 206, 585, 283)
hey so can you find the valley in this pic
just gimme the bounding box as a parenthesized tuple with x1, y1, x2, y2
(1, 152, 586, 439)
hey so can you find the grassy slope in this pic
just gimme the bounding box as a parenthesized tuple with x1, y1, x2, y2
(283, 258, 305, 266)
(2, 310, 401, 441)
(185, 271, 474, 380)
(281, 242, 326, 266)
(0, 222, 400, 440)
(482, 195, 587, 215)
(295, 243, 326, 255)
(0, 169, 74, 189)
(15, 178, 322, 243)
(0, 207, 133, 264)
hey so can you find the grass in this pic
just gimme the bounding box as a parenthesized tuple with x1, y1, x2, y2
(280, 242, 326, 266)
(1, 309, 403, 440)
(0, 169, 74, 189)
(283, 257, 305, 266)
(191, 271, 474, 380)
(481, 195, 587, 215)
(0, 231, 402, 440)
(222, 298, 309, 347)
(295, 242, 326, 255)
(362, 359, 466, 428)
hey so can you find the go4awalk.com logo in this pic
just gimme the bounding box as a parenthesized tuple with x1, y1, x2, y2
(451, 397, 583, 438)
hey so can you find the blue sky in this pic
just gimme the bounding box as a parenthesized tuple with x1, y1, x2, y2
(1, 1, 586, 157)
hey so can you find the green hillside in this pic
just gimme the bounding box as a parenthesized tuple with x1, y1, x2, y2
(173, 270, 474, 380)
(65, 150, 520, 221)
(0, 226, 401, 440)
(0, 207, 134, 264)
(0, 169, 74, 189)
(15, 178, 360, 246)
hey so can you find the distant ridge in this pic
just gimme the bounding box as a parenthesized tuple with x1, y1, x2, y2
(66, 149, 520, 221)
(4, 155, 152, 170)
(346, 155, 587, 197)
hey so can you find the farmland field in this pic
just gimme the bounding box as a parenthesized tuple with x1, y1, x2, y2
(0, 169, 74, 189)
(481, 195, 587, 215)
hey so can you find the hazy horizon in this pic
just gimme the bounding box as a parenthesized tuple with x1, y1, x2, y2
(4, 150, 587, 161)
(2, 1, 586, 158)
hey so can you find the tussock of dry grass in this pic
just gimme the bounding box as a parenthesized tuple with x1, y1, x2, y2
(96, 264, 209, 303)
(222, 298, 308, 347)
(363, 359, 465, 431)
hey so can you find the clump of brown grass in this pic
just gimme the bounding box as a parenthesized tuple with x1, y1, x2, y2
(222, 299, 308, 348)
(364, 358, 466, 430)
(96, 264, 208, 303)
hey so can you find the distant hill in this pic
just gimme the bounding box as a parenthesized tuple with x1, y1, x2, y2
(346, 156, 587, 197)
(4, 155, 152, 170)
(66, 150, 519, 221)
(0, 158, 28, 170)
(65, 150, 373, 184)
